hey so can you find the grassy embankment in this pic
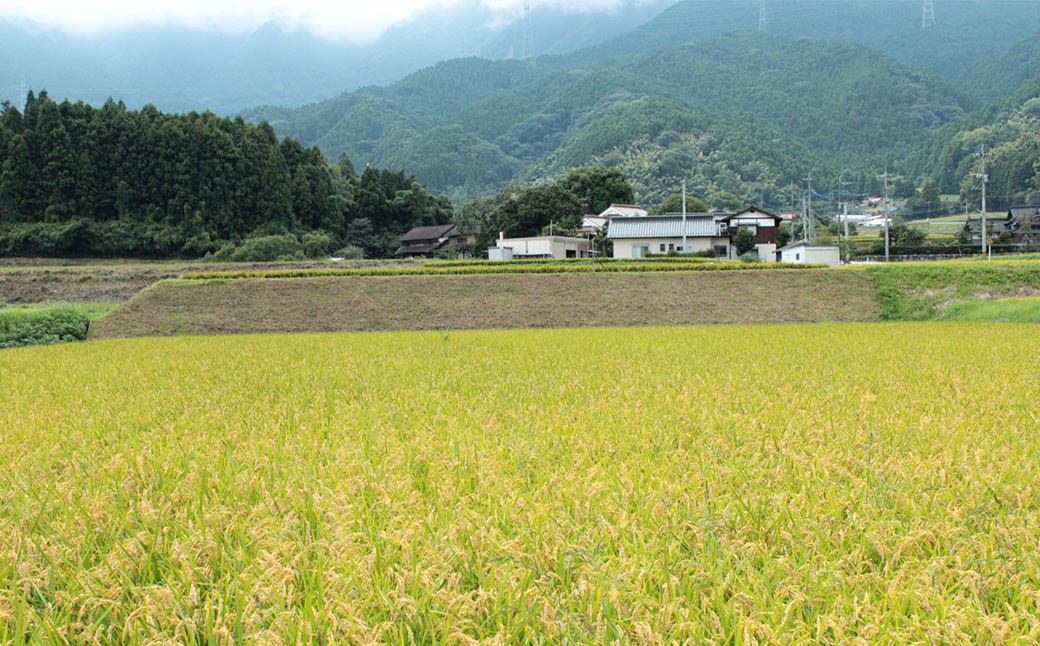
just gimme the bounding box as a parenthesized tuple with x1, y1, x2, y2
(866, 262, 1040, 321)
(6, 257, 1040, 342)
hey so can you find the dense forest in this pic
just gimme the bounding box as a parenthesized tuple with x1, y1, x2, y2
(247, 32, 972, 207)
(0, 92, 451, 257)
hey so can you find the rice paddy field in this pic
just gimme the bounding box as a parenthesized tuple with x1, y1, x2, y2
(2, 323, 1040, 644)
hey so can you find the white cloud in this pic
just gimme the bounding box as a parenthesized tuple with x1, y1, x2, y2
(0, 0, 643, 41)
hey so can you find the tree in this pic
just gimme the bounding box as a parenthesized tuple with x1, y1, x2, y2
(892, 177, 916, 199)
(888, 221, 926, 246)
(656, 193, 708, 214)
(710, 190, 742, 212)
(560, 166, 633, 215)
(733, 227, 757, 256)
(776, 224, 792, 248)
(905, 179, 947, 218)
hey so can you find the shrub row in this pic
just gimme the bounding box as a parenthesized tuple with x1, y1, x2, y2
(180, 260, 824, 281)
(0, 307, 91, 349)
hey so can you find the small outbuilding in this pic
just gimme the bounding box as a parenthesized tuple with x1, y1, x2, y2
(777, 242, 840, 265)
(490, 235, 591, 259)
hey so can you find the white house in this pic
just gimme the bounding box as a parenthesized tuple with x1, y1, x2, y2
(777, 242, 840, 265)
(607, 207, 781, 261)
(491, 235, 591, 259)
(579, 204, 649, 236)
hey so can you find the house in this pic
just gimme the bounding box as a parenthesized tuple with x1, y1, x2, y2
(777, 242, 840, 265)
(395, 224, 477, 257)
(578, 204, 649, 236)
(599, 204, 649, 219)
(606, 207, 781, 261)
(1009, 206, 1040, 244)
(965, 213, 1016, 245)
(490, 235, 591, 259)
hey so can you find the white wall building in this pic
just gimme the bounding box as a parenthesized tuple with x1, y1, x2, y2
(492, 235, 591, 259)
(607, 207, 781, 261)
(777, 242, 840, 265)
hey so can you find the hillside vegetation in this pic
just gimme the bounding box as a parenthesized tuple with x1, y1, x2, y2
(0, 93, 451, 258)
(248, 32, 970, 205)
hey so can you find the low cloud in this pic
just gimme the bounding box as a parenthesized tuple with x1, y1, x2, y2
(1, 0, 647, 41)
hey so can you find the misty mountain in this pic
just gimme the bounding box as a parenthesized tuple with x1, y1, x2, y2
(246, 31, 969, 205)
(0, 0, 672, 114)
(549, 0, 1040, 94)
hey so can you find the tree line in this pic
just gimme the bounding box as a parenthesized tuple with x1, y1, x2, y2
(0, 92, 452, 258)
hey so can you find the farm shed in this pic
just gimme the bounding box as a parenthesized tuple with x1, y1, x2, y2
(491, 236, 591, 259)
(777, 242, 840, 265)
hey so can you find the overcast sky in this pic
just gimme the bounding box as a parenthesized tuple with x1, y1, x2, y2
(0, 0, 641, 41)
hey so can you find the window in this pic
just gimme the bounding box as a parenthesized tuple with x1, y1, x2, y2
(795, 253, 800, 261)
(633, 245, 649, 258)
(659, 243, 666, 253)
(668, 243, 675, 252)
(714, 245, 727, 258)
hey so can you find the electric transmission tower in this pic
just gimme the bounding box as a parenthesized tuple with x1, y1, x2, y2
(758, 0, 768, 33)
(922, 0, 935, 29)
(522, 0, 534, 61)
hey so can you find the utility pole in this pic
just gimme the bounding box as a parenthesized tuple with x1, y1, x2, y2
(837, 172, 853, 264)
(974, 144, 991, 259)
(804, 172, 814, 243)
(922, 0, 935, 29)
(878, 167, 891, 261)
(681, 179, 687, 253)
(758, 0, 768, 33)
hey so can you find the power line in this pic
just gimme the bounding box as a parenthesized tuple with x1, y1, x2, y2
(759, 0, 768, 33)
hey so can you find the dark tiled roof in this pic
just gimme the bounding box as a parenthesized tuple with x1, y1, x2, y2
(399, 224, 457, 243)
(395, 242, 446, 256)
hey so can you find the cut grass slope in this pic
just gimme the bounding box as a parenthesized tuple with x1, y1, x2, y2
(91, 270, 881, 338)
(867, 262, 1040, 320)
(941, 296, 1040, 322)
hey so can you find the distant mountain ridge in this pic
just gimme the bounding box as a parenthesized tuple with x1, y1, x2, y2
(0, 0, 672, 114)
(245, 31, 971, 205)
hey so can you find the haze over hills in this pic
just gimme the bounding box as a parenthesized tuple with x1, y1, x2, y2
(0, 0, 672, 114)
(245, 30, 975, 205)
(240, 0, 1040, 208)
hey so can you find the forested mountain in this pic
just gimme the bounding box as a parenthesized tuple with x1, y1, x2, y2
(0, 93, 451, 257)
(961, 30, 1040, 103)
(249, 32, 970, 206)
(911, 77, 1040, 211)
(0, 0, 672, 114)
(551, 0, 1040, 97)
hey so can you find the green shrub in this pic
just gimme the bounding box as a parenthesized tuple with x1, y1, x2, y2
(334, 245, 365, 260)
(739, 251, 762, 263)
(0, 307, 91, 349)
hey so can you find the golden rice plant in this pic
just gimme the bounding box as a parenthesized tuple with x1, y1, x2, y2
(1, 322, 1039, 644)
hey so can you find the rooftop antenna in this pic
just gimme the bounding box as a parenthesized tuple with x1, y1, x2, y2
(522, 0, 534, 61)
(759, 0, 768, 33)
(922, 0, 935, 28)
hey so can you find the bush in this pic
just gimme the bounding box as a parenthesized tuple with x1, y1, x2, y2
(739, 251, 762, 263)
(334, 245, 365, 260)
(300, 231, 332, 259)
(0, 307, 91, 348)
(204, 233, 336, 263)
